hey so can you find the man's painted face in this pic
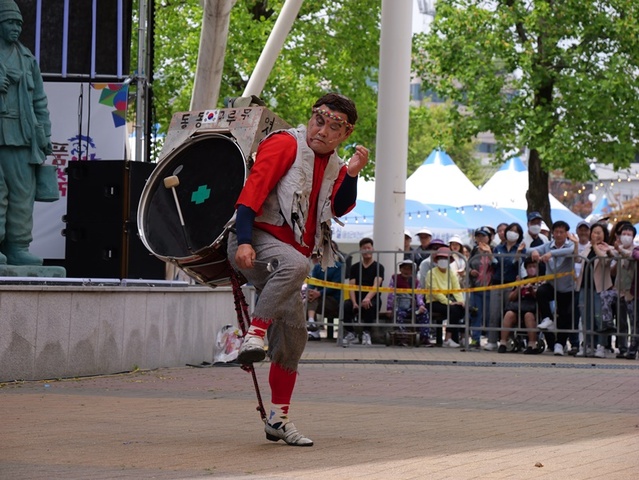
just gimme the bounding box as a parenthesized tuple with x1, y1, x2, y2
(0, 19, 22, 44)
(306, 105, 352, 155)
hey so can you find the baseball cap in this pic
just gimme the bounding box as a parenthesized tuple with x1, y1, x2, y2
(434, 247, 451, 259)
(540, 221, 549, 231)
(527, 211, 543, 222)
(576, 220, 590, 230)
(404, 230, 412, 238)
(474, 228, 490, 237)
(416, 228, 432, 237)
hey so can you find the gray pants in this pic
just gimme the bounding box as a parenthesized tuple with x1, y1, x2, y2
(227, 229, 310, 372)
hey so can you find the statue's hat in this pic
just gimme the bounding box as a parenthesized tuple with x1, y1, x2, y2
(0, 0, 22, 24)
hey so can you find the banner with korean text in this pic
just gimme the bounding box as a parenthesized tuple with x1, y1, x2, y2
(31, 82, 129, 260)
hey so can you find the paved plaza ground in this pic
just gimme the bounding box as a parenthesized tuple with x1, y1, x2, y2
(1, 340, 638, 479)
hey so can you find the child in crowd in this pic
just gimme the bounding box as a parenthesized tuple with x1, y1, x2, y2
(498, 257, 544, 354)
(387, 259, 431, 346)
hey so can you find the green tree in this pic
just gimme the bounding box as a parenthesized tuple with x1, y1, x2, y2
(152, 0, 381, 175)
(408, 102, 483, 185)
(413, 0, 639, 224)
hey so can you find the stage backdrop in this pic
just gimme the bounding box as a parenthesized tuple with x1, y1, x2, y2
(31, 82, 129, 260)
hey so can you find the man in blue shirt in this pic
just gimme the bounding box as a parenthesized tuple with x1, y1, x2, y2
(529, 220, 580, 356)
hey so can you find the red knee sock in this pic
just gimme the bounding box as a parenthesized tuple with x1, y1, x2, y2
(268, 363, 297, 427)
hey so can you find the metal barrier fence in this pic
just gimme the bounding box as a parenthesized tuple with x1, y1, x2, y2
(304, 248, 639, 357)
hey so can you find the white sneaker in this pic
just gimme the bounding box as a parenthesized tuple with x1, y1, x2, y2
(443, 338, 460, 348)
(307, 329, 321, 341)
(361, 331, 372, 346)
(553, 343, 564, 356)
(576, 346, 594, 357)
(238, 335, 266, 364)
(594, 345, 606, 358)
(341, 331, 356, 347)
(538, 317, 555, 330)
(483, 342, 497, 351)
(265, 422, 313, 447)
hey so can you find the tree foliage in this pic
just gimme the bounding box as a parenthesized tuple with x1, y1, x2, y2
(152, 0, 381, 175)
(413, 0, 639, 222)
(408, 103, 483, 184)
(149, 0, 478, 183)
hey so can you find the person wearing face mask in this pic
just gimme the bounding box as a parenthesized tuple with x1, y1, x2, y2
(424, 247, 465, 348)
(487, 222, 527, 351)
(498, 257, 544, 354)
(613, 224, 637, 358)
(574, 223, 616, 358)
(523, 212, 549, 249)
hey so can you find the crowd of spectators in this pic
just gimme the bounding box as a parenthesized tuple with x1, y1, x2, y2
(304, 214, 638, 360)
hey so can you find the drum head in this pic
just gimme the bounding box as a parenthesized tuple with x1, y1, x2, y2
(139, 134, 246, 259)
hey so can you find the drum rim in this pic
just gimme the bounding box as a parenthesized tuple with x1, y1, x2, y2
(136, 132, 246, 262)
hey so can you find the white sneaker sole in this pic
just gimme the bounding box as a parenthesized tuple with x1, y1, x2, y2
(238, 344, 266, 364)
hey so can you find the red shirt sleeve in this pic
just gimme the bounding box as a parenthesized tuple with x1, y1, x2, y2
(235, 133, 297, 215)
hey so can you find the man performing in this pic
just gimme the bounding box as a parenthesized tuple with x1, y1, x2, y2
(228, 93, 369, 446)
(0, 0, 52, 265)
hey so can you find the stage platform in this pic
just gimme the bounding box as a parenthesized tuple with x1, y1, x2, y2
(0, 278, 246, 382)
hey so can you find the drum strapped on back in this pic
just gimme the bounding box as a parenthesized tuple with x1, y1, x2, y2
(137, 106, 290, 287)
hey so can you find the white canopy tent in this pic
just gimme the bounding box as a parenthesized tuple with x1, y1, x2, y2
(406, 149, 481, 207)
(478, 157, 584, 228)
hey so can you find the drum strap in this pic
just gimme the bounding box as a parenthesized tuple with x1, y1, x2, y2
(230, 266, 268, 423)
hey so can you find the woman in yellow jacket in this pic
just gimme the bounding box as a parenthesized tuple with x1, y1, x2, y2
(425, 247, 465, 348)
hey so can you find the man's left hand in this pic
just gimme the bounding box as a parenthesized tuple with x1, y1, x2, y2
(346, 145, 369, 177)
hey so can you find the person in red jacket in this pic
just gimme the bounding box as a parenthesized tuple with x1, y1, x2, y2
(228, 93, 369, 446)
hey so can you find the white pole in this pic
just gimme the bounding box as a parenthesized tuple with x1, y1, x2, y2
(242, 0, 304, 98)
(373, 0, 413, 270)
(190, 0, 237, 110)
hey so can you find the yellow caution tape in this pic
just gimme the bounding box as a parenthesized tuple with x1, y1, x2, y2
(305, 271, 573, 295)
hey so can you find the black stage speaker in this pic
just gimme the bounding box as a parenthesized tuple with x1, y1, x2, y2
(17, 0, 133, 80)
(64, 160, 165, 279)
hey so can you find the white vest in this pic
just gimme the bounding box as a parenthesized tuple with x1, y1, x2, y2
(255, 125, 343, 266)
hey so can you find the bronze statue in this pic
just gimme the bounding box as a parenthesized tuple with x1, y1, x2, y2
(0, 0, 52, 265)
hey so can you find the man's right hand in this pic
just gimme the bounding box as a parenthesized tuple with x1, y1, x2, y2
(235, 244, 256, 270)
